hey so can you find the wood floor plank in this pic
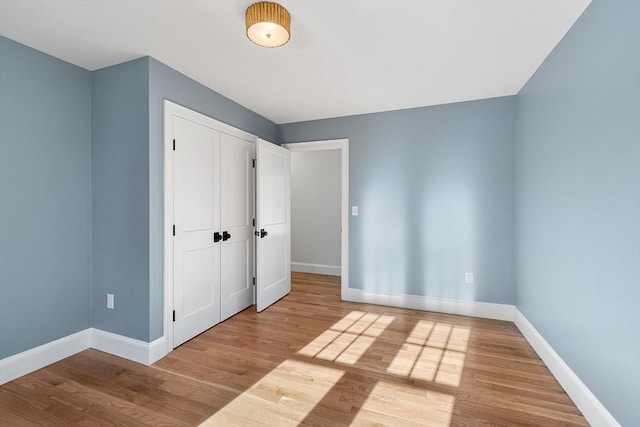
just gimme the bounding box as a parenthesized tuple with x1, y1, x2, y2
(0, 272, 587, 426)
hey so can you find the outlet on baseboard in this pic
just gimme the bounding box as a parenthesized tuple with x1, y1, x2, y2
(107, 293, 115, 309)
(465, 272, 474, 284)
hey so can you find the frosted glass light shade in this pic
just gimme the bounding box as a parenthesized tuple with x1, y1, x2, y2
(246, 2, 291, 48)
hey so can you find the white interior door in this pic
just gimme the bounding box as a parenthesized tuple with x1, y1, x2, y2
(256, 138, 291, 312)
(220, 133, 254, 320)
(173, 117, 221, 347)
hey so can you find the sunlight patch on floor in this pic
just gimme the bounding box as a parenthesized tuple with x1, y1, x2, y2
(387, 321, 470, 387)
(199, 359, 344, 426)
(350, 380, 455, 427)
(298, 311, 395, 365)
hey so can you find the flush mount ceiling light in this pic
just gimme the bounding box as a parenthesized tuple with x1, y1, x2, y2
(246, 1, 291, 48)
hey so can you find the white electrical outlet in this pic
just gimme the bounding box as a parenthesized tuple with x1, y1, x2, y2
(465, 272, 474, 284)
(107, 293, 115, 309)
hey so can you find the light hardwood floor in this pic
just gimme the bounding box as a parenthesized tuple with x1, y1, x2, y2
(0, 273, 587, 426)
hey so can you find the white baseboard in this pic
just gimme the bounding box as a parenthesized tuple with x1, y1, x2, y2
(148, 336, 169, 365)
(0, 329, 168, 385)
(514, 309, 620, 427)
(90, 328, 167, 366)
(343, 288, 514, 321)
(0, 329, 91, 385)
(291, 262, 341, 276)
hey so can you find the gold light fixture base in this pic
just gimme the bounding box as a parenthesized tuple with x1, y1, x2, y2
(246, 2, 291, 48)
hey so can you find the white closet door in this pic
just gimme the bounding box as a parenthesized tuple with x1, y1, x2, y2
(256, 138, 291, 312)
(220, 133, 254, 320)
(173, 117, 221, 348)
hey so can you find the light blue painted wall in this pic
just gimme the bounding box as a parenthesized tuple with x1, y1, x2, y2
(147, 58, 278, 339)
(514, 1, 640, 425)
(279, 97, 515, 304)
(0, 37, 91, 358)
(91, 57, 151, 341)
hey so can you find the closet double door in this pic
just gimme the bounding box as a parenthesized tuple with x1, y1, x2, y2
(172, 116, 254, 347)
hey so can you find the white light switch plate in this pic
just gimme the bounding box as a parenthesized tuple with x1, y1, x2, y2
(352, 206, 359, 216)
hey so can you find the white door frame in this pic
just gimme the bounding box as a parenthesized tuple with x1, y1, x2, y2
(282, 139, 349, 299)
(163, 100, 257, 355)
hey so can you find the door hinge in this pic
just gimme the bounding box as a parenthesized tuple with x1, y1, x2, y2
(172, 310, 176, 322)
(252, 218, 256, 227)
(253, 277, 256, 286)
(252, 159, 256, 168)
(173, 224, 176, 236)
(173, 139, 176, 151)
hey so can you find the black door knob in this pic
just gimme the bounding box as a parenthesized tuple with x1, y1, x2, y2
(213, 232, 222, 242)
(222, 231, 231, 241)
(260, 229, 268, 238)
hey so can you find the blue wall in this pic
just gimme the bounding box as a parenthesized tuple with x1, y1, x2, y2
(91, 57, 151, 340)
(0, 37, 91, 358)
(279, 97, 515, 304)
(514, 1, 640, 425)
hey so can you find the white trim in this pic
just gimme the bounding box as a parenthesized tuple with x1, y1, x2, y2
(514, 309, 620, 427)
(291, 262, 341, 276)
(163, 100, 174, 358)
(0, 329, 91, 385)
(0, 329, 167, 384)
(90, 328, 166, 366)
(344, 288, 514, 321)
(147, 336, 169, 365)
(283, 139, 347, 152)
(282, 139, 349, 301)
(163, 100, 258, 356)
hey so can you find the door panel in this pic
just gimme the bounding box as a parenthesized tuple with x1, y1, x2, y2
(180, 130, 216, 231)
(260, 149, 288, 225)
(173, 116, 221, 347)
(221, 133, 252, 227)
(181, 245, 218, 318)
(256, 139, 291, 312)
(261, 235, 287, 286)
(221, 240, 251, 294)
(220, 133, 254, 320)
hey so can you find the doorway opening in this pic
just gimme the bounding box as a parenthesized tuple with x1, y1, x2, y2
(283, 139, 349, 298)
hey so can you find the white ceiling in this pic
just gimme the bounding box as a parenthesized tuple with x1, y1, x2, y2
(0, 0, 590, 124)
